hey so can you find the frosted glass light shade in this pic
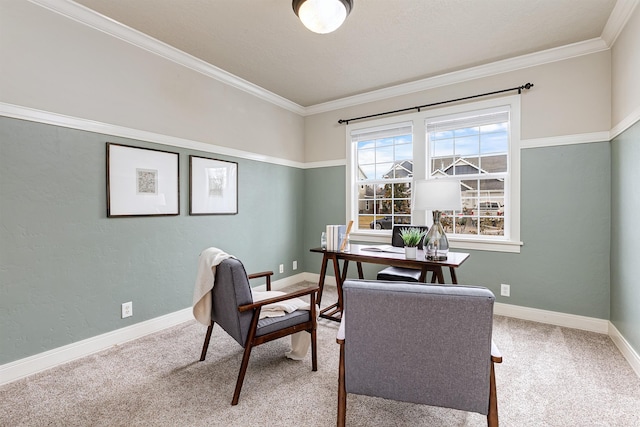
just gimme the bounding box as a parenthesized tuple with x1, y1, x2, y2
(413, 179, 462, 211)
(293, 0, 352, 34)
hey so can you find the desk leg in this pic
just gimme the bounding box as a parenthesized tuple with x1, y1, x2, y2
(419, 266, 428, 282)
(356, 262, 364, 279)
(449, 266, 458, 284)
(319, 254, 343, 322)
(337, 259, 349, 313)
(316, 253, 329, 307)
(340, 260, 350, 283)
(434, 267, 445, 284)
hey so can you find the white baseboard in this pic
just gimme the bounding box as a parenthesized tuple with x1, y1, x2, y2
(493, 302, 610, 334)
(0, 308, 193, 386)
(303, 272, 337, 287)
(0, 274, 311, 386)
(608, 322, 640, 378)
(311, 279, 640, 378)
(2, 275, 638, 385)
(310, 274, 612, 335)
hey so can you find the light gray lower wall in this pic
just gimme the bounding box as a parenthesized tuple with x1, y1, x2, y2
(0, 117, 304, 364)
(304, 141, 611, 319)
(611, 120, 640, 353)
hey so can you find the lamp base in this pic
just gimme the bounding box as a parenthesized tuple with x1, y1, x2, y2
(424, 210, 450, 262)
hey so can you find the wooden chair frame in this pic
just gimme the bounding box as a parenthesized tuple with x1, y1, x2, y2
(200, 270, 318, 405)
(337, 338, 502, 427)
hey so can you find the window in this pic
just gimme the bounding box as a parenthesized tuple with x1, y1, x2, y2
(347, 96, 521, 252)
(427, 108, 509, 238)
(350, 122, 413, 231)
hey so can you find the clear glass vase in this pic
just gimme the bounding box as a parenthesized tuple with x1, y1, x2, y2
(425, 210, 449, 260)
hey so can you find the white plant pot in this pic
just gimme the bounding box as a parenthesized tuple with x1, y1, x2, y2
(404, 246, 417, 259)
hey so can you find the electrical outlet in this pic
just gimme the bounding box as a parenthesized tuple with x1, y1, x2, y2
(500, 284, 510, 297)
(121, 301, 133, 318)
(293, 260, 298, 270)
(279, 264, 284, 274)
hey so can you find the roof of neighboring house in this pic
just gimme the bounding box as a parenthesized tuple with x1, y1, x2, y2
(431, 155, 507, 175)
(360, 155, 506, 196)
(382, 160, 413, 179)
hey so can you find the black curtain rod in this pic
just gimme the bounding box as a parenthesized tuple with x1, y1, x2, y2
(338, 82, 534, 125)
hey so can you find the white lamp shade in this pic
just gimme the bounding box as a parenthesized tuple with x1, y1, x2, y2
(295, 0, 349, 34)
(413, 179, 462, 211)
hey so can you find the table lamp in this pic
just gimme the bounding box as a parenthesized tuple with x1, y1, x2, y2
(413, 179, 462, 260)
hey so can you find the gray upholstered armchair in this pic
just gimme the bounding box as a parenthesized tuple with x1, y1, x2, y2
(199, 258, 318, 405)
(337, 280, 502, 426)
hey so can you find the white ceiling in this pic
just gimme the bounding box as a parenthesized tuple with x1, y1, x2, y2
(71, 0, 621, 108)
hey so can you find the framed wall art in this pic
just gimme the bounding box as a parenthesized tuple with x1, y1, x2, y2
(106, 143, 179, 217)
(189, 155, 238, 215)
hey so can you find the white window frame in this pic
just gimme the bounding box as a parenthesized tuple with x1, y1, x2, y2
(346, 116, 421, 242)
(346, 95, 522, 253)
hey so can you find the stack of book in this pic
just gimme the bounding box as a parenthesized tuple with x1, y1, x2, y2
(325, 224, 347, 251)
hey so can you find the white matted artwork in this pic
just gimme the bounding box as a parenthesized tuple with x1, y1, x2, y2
(189, 155, 238, 215)
(107, 143, 179, 217)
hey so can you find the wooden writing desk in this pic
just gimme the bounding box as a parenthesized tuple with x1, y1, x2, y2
(310, 244, 470, 322)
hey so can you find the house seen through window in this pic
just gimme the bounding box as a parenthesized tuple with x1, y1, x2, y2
(428, 109, 509, 238)
(353, 122, 413, 231)
(347, 97, 520, 251)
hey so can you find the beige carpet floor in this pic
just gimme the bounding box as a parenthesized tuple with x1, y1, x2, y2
(1, 284, 639, 427)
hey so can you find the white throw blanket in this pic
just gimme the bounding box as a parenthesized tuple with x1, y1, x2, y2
(251, 289, 312, 360)
(251, 289, 310, 318)
(192, 247, 235, 326)
(191, 247, 311, 360)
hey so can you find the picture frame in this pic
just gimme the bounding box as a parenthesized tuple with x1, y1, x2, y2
(189, 155, 238, 215)
(106, 143, 180, 217)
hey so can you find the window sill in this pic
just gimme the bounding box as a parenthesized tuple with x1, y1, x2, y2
(449, 237, 522, 253)
(350, 230, 522, 253)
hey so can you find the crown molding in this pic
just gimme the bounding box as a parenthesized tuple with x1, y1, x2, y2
(305, 38, 609, 115)
(27, 0, 306, 116)
(601, 0, 640, 46)
(28, 0, 633, 119)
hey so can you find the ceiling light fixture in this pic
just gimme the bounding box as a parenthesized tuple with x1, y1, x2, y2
(292, 0, 353, 34)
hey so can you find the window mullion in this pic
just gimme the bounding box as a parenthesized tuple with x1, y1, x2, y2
(347, 96, 519, 251)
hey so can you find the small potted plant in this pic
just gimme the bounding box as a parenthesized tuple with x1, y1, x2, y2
(399, 227, 427, 259)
